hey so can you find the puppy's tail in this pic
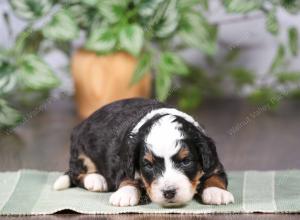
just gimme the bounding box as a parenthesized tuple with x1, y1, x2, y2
(53, 172, 71, 191)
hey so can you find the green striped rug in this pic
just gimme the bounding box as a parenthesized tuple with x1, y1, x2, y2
(0, 170, 300, 215)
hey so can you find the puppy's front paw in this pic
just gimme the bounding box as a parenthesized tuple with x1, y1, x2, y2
(109, 186, 140, 207)
(202, 187, 234, 205)
(84, 173, 108, 192)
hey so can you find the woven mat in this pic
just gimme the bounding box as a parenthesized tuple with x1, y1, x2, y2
(0, 170, 300, 215)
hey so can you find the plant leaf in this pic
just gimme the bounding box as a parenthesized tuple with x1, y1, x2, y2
(138, 0, 164, 17)
(131, 52, 151, 85)
(178, 0, 208, 10)
(0, 56, 17, 94)
(223, 0, 263, 13)
(288, 27, 299, 56)
(288, 89, 300, 99)
(0, 73, 17, 94)
(266, 9, 279, 35)
(270, 44, 285, 72)
(68, 4, 94, 29)
(280, 0, 300, 14)
(9, 0, 53, 20)
(85, 27, 117, 53)
(155, 67, 172, 101)
(0, 99, 22, 130)
(277, 72, 300, 83)
(42, 9, 79, 41)
(81, 0, 99, 6)
(199, 0, 209, 10)
(249, 87, 279, 109)
(18, 54, 60, 90)
(178, 86, 202, 111)
(179, 12, 218, 55)
(119, 24, 144, 56)
(154, 0, 179, 38)
(225, 48, 241, 62)
(160, 52, 189, 75)
(21, 31, 44, 53)
(230, 68, 255, 87)
(97, 0, 126, 24)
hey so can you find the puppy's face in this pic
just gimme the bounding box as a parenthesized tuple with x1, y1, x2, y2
(138, 115, 204, 206)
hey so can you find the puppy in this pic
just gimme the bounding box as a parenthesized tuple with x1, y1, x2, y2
(53, 98, 234, 207)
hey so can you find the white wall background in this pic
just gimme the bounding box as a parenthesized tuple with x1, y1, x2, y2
(0, 0, 300, 97)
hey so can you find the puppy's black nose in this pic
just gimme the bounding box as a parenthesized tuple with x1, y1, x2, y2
(163, 189, 176, 200)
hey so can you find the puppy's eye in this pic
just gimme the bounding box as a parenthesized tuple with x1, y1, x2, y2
(144, 161, 153, 170)
(180, 158, 192, 166)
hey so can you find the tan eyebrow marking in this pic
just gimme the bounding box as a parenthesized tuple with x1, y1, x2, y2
(144, 151, 154, 163)
(177, 147, 190, 160)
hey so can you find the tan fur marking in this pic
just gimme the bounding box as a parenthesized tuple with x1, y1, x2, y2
(192, 170, 204, 190)
(79, 153, 97, 174)
(177, 147, 190, 160)
(77, 173, 85, 182)
(119, 178, 139, 189)
(203, 175, 226, 190)
(141, 174, 152, 198)
(144, 151, 154, 163)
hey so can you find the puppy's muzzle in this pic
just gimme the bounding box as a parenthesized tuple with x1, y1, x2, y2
(162, 188, 176, 200)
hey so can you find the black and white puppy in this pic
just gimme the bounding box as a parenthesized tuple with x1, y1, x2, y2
(54, 98, 234, 207)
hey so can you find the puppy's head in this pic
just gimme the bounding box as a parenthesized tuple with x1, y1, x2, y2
(138, 114, 217, 207)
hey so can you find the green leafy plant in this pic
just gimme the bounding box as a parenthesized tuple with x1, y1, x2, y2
(1, 0, 300, 130)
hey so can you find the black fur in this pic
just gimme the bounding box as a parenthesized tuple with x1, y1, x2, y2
(68, 98, 165, 190)
(173, 116, 228, 190)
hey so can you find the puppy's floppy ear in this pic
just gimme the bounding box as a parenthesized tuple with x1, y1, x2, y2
(115, 134, 140, 185)
(197, 134, 219, 173)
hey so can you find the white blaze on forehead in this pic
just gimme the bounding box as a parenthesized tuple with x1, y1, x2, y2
(145, 115, 183, 157)
(132, 108, 204, 134)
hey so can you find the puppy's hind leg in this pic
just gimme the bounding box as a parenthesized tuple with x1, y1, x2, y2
(53, 172, 108, 192)
(78, 153, 108, 192)
(81, 173, 108, 192)
(54, 150, 108, 192)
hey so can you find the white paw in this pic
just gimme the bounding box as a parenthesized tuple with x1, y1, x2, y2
(53, 175, 70, 190)
(84, 173, 108, 192)
(202, 187, 234, 205)
(109, 185, 140, 207)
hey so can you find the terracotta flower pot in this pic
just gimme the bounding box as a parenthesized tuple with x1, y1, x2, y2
(71, 49, 151, 119)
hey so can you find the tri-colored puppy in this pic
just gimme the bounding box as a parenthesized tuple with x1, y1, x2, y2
(54, 98, 234, 207)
